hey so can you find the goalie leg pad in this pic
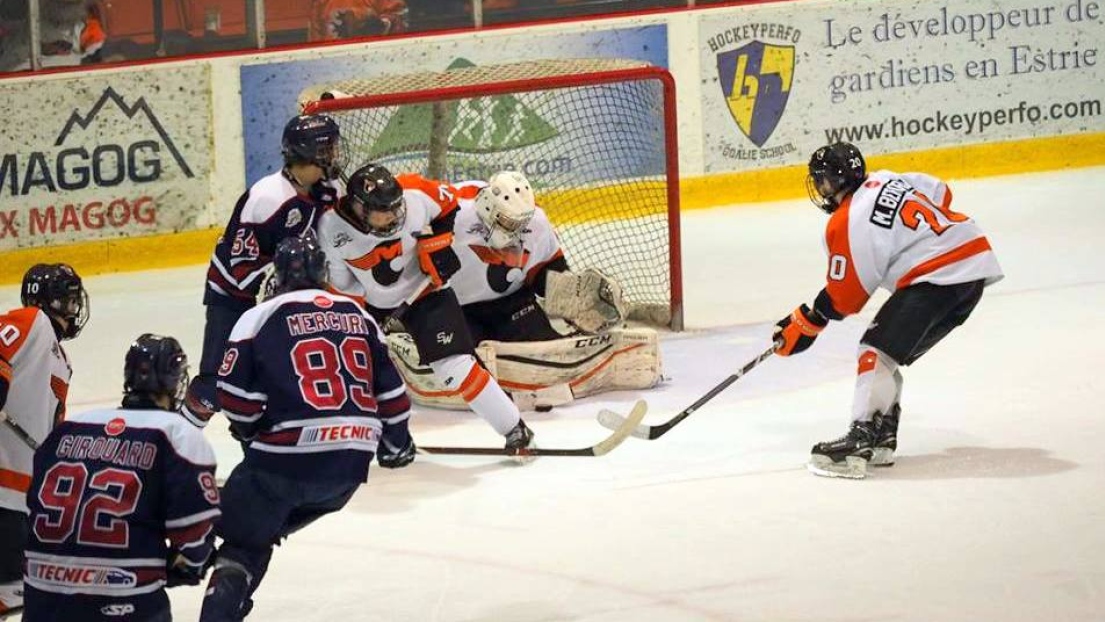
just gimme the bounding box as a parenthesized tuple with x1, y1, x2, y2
(477, 327, 662, 403)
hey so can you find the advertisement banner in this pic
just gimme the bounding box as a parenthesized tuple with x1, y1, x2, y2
(240, 26, 668, 185)
(700, 0, 1105, 172)
(0, 65, 212, 250)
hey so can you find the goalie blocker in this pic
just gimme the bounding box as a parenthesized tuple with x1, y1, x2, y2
(387, 328, 662, 411)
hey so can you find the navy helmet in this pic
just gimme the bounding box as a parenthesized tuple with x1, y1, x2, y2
(270, 234, 329, 295)
(124, 334, 189, 411)
(281, 114, 342, 179)
(806, 142, 867, 214)
(21, 263, 89, 340)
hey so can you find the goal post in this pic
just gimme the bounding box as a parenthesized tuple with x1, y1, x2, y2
(303, 58, 683, 330)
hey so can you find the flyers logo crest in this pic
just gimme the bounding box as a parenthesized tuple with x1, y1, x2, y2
(347, 240, 403, 270)
(717, 41, 794, 147)
(469, 245, 530, 294)
(346, 239, 404, 286)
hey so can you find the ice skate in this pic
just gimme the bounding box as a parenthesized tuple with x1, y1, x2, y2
(807, 420, 876, 479)
(870, 404, 900, 467)
(504, 419, 537, 464)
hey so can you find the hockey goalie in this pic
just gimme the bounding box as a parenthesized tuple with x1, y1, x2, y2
(386, 170, 663, 411)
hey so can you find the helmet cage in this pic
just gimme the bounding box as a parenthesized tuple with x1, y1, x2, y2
(475, 171, 537, 249)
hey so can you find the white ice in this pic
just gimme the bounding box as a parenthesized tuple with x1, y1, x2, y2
(8, 166, 1104, 621)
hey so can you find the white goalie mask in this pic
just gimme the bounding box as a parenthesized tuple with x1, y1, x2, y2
(474, 171, 537, 249)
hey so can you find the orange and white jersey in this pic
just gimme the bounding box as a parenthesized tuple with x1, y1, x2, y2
(0, 307, 71, 512)
(450, 183, 564, 306)
(823, 170, 1004, 317)
(318, 173, 460, 310)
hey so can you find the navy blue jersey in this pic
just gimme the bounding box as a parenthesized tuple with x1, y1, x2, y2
(216, 289, 412, 482)
(24, 407, 219, 601)
(204, 169, 341, 311)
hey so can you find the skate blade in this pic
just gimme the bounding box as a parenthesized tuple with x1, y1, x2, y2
(807, 455, 868, 479)
(869, 448, 896, 467)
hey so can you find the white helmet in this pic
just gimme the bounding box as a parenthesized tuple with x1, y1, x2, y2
(474, 171, 537, 249)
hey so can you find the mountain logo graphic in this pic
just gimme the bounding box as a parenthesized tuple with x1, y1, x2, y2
(369, 58, 559, 158)
(717, 41, 794, 148)
(54, 86, 194, 177)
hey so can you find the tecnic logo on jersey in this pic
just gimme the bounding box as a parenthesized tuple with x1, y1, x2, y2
(27, 560, 138, 588)
(709, 24, 801, 161)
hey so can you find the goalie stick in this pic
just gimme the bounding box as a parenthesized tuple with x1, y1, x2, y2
(418, 399, 647, 457)
(597, 345, 775, 440)
(0, 410, 40, 450)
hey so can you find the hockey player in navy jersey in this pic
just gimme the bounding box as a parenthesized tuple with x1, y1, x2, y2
(199, 236, 414, 621)
(23, 334, 220, 622)
(184, 113, 344, 425)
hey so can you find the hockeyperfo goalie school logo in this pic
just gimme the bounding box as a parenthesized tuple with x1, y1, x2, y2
(717, 42, 794, 148)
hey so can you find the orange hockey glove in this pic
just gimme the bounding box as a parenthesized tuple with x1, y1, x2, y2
(773, 304, 828, 356)
(414, 231, 459, 288)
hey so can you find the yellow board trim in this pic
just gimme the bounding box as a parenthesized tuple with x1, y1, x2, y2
(0, 228, 221, 285)
(2, 132, 1102, 285)
(681, 132, 1105, 210)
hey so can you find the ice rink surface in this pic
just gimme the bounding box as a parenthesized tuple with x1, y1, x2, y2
(8, 166, 1104, 621)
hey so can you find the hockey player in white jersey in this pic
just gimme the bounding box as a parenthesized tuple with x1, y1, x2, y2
(387, 170, 661, 411)
(772, 142, 1003, 479)
(316, 163, 537, 456)
(0, 263, 88, 616)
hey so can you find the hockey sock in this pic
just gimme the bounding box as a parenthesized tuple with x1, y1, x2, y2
(852, 347, 900, 422)
(430, 355, 521, 436)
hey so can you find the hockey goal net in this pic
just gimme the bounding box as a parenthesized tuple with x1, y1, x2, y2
(302, 57, 683, 330)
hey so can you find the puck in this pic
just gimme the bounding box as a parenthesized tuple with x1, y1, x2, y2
(536, 405, 553, 413)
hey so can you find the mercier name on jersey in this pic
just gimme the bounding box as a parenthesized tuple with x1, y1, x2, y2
(216, 290, 411, 483)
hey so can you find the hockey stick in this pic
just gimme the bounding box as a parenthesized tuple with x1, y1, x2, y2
(0, 410, 40, 450)
(381, 277, 435, 333)
(418, 399, 647, 457)
(597, 345, 775, 440)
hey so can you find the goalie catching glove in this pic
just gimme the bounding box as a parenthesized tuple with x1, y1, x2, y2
(543, 268, 627, 333)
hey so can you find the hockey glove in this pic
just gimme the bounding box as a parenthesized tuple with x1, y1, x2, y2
(773, 304, 828, 356)
(377, 436, 416, 469)
(165, 550, 208, 587)
(414, 231, 460, 288)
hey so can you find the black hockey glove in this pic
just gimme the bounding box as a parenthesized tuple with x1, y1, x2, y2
(377, 436, 416, 469)
(165, 550, 208, 588)
(773, 304, 828, 356)
(414, 231, 460, 288)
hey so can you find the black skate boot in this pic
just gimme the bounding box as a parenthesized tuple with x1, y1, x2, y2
(807, 420, 876, 479)
(870, 404, 900, 467)
(504, 419, 537, 464)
